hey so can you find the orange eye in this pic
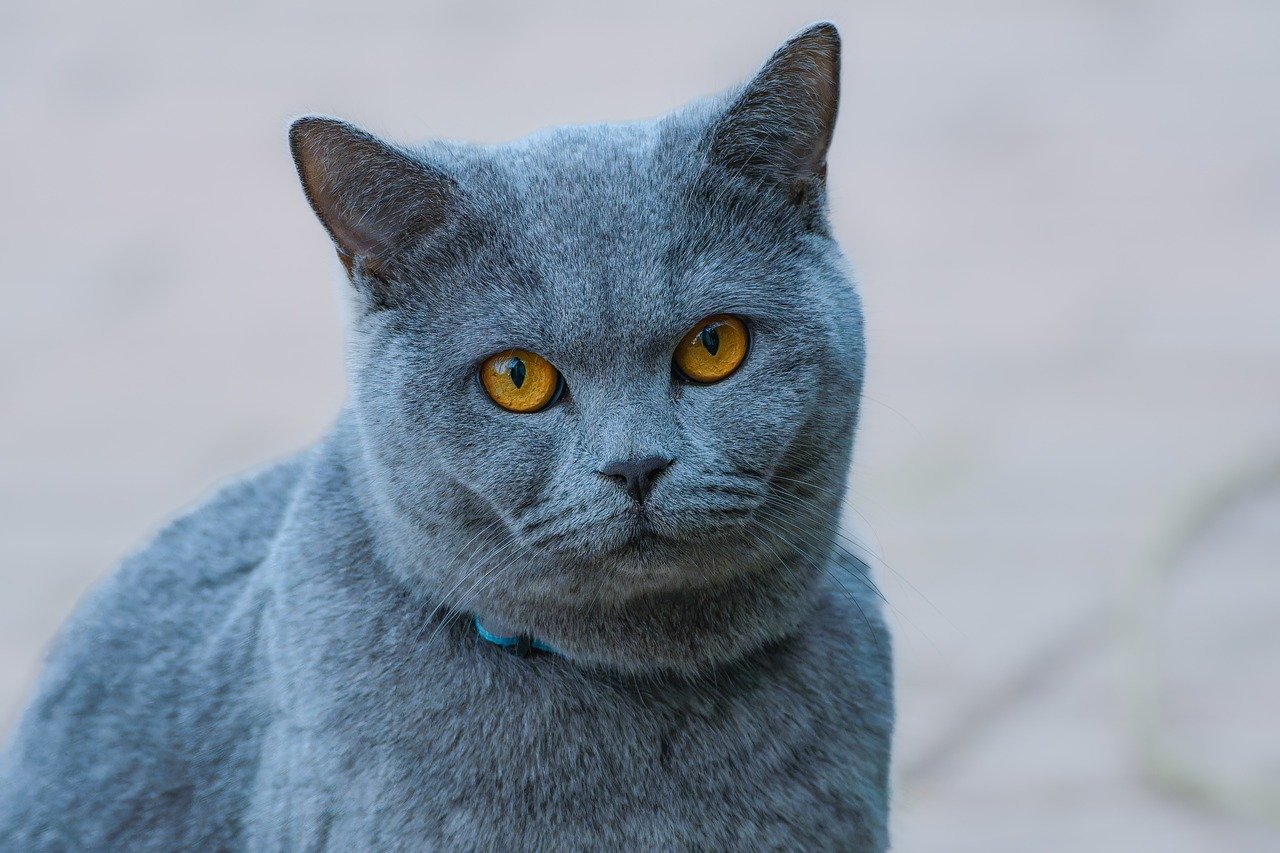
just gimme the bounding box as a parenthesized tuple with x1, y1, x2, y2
(481, 349, 563, 413)
(673, 315, 749, 384)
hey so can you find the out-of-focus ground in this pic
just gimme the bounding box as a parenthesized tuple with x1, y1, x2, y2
(1, 1, 1277, 849)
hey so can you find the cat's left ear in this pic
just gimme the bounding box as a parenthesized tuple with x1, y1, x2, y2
(708, 22, 841, 204)
(290, 116, 454, 300)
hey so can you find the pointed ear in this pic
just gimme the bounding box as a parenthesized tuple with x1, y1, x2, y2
(289, 117, 454, 285)
(708, 23, 841, 203)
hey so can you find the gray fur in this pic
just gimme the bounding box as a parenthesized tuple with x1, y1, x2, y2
(0, 22, 893, 850)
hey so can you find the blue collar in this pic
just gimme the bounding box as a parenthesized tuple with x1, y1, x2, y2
(474, 617, 562, 657)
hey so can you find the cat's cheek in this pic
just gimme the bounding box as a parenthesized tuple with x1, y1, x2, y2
(437, 402, 573, 499)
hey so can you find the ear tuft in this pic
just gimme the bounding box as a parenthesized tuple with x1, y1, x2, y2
(708, 22, 841, 201)
(289, 117, 453, 280)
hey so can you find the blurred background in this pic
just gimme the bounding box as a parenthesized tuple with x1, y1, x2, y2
(2, 1, 1277, 849)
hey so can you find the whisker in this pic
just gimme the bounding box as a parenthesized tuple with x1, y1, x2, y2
(419, 519, 522, 648)
(764, 480, 956, 632)
(754, 506, 944, 655)
(752, 503, 942, 654)
(416, 517, 506, 621)
(753, 505, 888, 607)
(748, 514, 876, 639)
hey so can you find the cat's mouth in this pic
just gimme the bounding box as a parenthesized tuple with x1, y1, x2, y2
(517, 495, 752, 571)
(604, 498, 757, 552)
(618, 507, 661, 541)
(594, 506, 674, 557)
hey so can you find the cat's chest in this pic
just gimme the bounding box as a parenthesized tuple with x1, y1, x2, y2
(251, 635, 885, 848)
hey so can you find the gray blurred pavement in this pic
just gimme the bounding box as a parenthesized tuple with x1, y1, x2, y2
(2, 2, 1277, 849)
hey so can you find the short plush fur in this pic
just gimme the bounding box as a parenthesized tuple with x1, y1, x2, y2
(0, 23, 893, 850)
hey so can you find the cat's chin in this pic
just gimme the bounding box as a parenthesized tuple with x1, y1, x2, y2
(574, 509, 748, 583)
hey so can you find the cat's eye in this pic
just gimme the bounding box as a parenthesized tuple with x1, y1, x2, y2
(481, 349, 564, 413)
(673, 314, 749, 384)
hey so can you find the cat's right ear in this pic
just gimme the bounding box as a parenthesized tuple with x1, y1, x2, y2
(289, 117, 454, 301)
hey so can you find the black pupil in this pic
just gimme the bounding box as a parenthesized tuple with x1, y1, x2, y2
(508, 357, 526, 389)
(700, 325, 720, 356)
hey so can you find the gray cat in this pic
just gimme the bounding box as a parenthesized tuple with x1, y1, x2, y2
(0, 22, 892, 850)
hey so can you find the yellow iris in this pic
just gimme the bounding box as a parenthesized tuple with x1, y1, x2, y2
(673, 315, 748, 383)
(481, 349, 562, 413)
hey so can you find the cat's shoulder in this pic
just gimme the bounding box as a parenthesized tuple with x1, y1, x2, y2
(18, 452, 307, 711)
(0, 455, 309, 848)
(44, 451, 306, 652)
(52, 452, 310, 671)
(127, 452, 308, 587)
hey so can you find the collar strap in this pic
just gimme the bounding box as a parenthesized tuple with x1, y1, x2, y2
(474, 617, 562, 657)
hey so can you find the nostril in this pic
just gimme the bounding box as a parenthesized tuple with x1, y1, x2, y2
(599, 455, 673, 503)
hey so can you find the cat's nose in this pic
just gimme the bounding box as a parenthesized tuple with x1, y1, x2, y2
(599, 455, 673, 503)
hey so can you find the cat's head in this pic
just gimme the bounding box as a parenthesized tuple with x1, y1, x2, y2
(292, 23, 864, 674)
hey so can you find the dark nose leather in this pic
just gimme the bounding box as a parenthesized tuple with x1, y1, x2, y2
(599, 455, 673, 503)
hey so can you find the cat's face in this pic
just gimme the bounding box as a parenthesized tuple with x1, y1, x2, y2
(294, 24, 861, 670)
(363, 127, 857, 580)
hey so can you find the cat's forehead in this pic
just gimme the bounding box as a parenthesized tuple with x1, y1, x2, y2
(490, 120, 697, 243)
(460, 122, 720, 329)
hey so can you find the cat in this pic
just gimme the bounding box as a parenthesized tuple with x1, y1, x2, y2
(0, 22, 893, 850)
